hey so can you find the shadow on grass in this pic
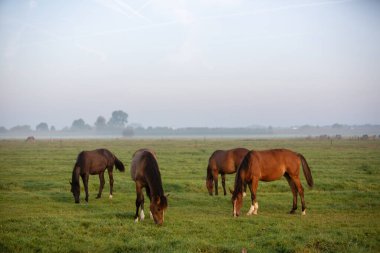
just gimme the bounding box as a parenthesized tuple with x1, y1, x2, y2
(115, 211, 135, 219)
(0, 242, 12, 253)
(49, 191, 72, 203)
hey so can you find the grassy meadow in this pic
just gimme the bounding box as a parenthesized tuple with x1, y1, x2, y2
(0, 138, 379, 252)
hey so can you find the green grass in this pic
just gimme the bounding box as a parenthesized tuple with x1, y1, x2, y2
(0, 138, 379, 252)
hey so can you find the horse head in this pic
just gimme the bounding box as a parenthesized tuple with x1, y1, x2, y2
(70, 180, 80, 203)
(231, 190, 243, 217)
(206, 177, 213, 195)
(150, 195, 168, 225)
(206, 166, 214, 195)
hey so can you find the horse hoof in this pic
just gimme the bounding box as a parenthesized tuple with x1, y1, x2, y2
(302, 210, 306, 215)
(134, 218, 139, 223)
(109, 195, 113, 199)
(289, 210, 296, 214)
(243, 192, 247, 197)
(96, 196, 101, 199)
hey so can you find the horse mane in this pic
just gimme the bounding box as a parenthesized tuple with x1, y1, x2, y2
(206, 164, 213, 180)
(71, 152, 83, 190)
(233, 151, 252, 198)
(142, 151, 165, 197)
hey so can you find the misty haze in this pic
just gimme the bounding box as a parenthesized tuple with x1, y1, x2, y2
(1, 2, 380, 252)
(0, 0, 379, 135)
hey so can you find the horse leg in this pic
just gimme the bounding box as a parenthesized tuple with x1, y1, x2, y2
(285, 173, 298, 214)
(292, 176, 306, 215)
(140, 192, 145, 221)
(96, 172, 105, 199)
(243, 182, 247, 197)
(82, 174, 89, 203)
(221, 174, 227, 196)
(213, 171, 219, 195)
(108, 168, 114, 199)
(247, 179, 259, 215)
(145, 186, 153, 219)
(134, 184, 144, 222)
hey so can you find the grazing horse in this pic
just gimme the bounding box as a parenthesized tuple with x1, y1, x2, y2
(206, 148, 249, 196)
(231, 149, 313, 217)
(131, 149, 168, 225)
(70, 149, 125, 203)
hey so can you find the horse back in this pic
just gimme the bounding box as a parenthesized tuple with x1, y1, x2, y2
(210, 148, 249, 174)
(231, 148, 250, 168)
(251, 149, 300, 181)
(130, 149, 157, 182)
(77, 149, 112, 175)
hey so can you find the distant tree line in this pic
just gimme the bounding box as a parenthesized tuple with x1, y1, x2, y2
(0, 110, 132, 136)
(1, 117, 380, 138)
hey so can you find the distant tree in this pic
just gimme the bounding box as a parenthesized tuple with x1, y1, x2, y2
(50, 126, 56, 132)
(0, 126, 7, 133)
(9, 125, 32, 133)
(128, 123, 143, 129)
(36, 122, 49, 131)
(95, 116, 107, 130)
(122, 126, 134, 137)
(71, 119, 91, 131)
(108, 110, 128, 128)
(332, 123, 343, 129)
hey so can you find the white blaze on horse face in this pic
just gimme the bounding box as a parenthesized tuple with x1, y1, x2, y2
(140, 210, 145, 220)
(233, 199, 237, 217)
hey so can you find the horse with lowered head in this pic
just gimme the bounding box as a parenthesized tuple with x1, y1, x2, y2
(70, 148, 125, 203)
(131, 149, 168, 225)
(206, 148, 249, 196)
(231, 149, 313, 217)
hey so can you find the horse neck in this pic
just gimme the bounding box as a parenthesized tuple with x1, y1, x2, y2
(233, 152, 251, 198)
(146, 165, 164, 197)
(206, 165, 213, 181)
(233, 169, 244, 198)
(72, 165, 80, 186)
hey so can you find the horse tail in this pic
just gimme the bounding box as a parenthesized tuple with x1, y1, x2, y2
(298, 153, 314, 187)
(113, 155, 125, 172)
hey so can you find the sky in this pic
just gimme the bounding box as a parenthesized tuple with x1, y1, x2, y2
(0, 0, 379, 129)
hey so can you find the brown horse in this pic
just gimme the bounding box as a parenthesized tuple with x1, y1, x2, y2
(70, 149, 125, 203)
(206, 148, 249, 196)
(131, 149, 168, 225)
(231, 149, 313, 216)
